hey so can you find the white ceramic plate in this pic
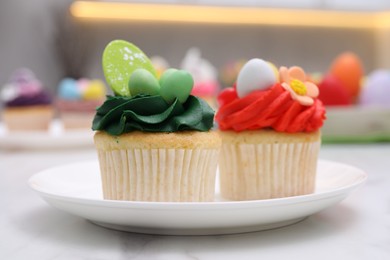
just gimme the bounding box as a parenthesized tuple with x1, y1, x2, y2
(28, 160, 367, 235)
(322, 106, 390, 142)
(0, 120, 94, 149)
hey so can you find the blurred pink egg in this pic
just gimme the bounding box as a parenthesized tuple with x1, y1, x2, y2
(77, 78, 90, 92)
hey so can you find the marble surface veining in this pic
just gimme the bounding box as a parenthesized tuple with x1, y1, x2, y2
(1, 144, 390, 259)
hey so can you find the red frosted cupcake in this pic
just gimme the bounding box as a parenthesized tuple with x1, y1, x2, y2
(216, 59, 326, 201)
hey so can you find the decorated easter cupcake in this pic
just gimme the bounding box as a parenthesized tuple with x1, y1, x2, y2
(1, 68, 54, 131)
(216, 59, 326, 201)
(56, 78, 106, 129)
(92, 40, 221, 202)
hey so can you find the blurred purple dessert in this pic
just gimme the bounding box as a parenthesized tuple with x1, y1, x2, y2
(1, 68, 54, 131)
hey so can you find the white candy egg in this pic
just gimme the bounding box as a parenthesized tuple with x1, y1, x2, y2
(236, 58, 277, 98)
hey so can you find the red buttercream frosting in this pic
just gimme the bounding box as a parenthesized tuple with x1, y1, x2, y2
(216, 83, 326, 133)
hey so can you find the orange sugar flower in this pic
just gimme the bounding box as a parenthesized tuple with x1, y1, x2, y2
(279, 66, 319, 106)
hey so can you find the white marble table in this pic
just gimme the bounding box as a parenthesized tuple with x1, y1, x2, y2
(1, 143, 389, 259)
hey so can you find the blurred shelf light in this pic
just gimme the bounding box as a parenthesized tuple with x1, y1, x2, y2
(376, 12, 390, 28)
(70, 1, 390, 29)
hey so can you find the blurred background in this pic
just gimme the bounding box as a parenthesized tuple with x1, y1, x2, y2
(0, 0, 390, 141)
(1, 0, 390, 88)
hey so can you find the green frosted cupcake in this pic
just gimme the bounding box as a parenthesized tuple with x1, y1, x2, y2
(92, 40, 221, 202)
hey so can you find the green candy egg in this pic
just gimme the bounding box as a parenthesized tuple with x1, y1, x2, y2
(160, 69, 194, 104)
(102, 40, 157, 96)
(159, 68, 177, 87)
(128, 69, 160, 96)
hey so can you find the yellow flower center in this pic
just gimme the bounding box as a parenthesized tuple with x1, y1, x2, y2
(290, 79, 307, 96)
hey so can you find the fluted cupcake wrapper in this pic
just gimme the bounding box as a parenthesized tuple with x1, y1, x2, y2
(219, 141, 320, 201)
(97, 148, 219, 202)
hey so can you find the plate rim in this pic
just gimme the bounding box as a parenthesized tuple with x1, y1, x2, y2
(28, 159, 367, 210)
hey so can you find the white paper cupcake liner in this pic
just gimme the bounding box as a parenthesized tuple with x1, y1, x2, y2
(97, 148, 219, 202)
(219, 141, 320, 200)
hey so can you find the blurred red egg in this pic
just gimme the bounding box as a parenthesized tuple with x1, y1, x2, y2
(318, 74, 352, 106)
(329, 52, 364, 99)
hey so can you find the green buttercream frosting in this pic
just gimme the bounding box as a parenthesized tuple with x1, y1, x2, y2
(92, 94, 214, 135)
